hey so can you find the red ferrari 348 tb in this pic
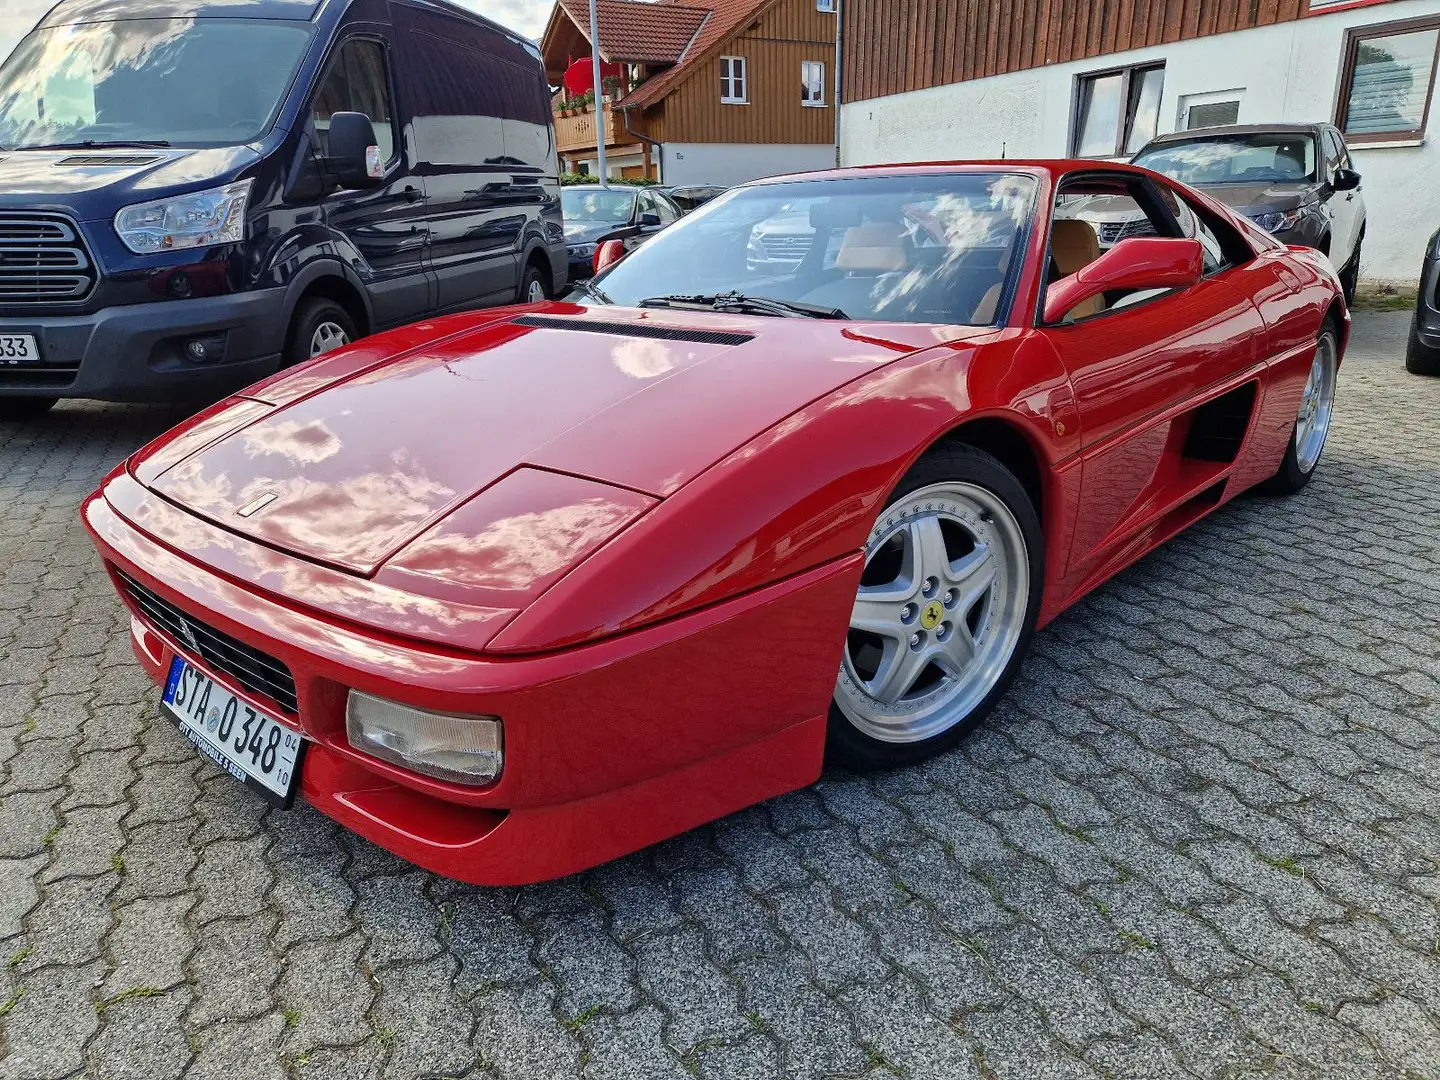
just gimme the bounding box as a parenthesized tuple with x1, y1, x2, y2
(85, 161, 1344, 884)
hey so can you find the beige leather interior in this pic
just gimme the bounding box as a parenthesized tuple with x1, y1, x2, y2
(971, 283, 1002, 323)
(835, 224, 911, 273)
(1050, 219, 1104, 320)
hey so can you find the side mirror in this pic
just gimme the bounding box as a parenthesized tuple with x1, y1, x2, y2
(1044, 237, 1204, 324)
(593, 238, 626, 275)
(324, 111, 384, 190)
(639, 212, 662, 228)
(1332, 167, 1361, 192)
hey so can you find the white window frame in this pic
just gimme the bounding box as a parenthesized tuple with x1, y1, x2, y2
(720, 56, 748, 104)
(816, 0, 837, 11)
(801, 60, 826, 107)
(1178, 88, 1244, 131)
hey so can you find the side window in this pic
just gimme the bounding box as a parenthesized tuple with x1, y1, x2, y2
(653, 193, 679, 225)
(312, 39, 397, 164)
(1158, 188, 1226, 275)
(636, 191, 655, 222)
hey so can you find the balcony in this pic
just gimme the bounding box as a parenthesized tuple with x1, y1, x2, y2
(554, 101, 643, 154)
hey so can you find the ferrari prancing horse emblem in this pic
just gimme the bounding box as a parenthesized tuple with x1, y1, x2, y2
(920, 600, 944, 630)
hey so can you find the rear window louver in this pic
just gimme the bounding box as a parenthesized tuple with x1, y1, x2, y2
(512, 314, 753, 346)
(55, 155, 161, 167)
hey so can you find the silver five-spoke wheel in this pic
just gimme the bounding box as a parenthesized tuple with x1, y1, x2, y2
(526, 277, 547, 303)
(836, 479, 1030, 745)
(309, 321, 351, 358)
(1295, 330, 1337, 474)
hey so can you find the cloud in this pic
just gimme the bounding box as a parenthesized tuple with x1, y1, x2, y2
(0, 1, 555, 69)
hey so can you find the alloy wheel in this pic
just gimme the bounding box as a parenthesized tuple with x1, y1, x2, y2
(1295, 332, 1337, 473)
(309, 321, 351, 358)
(526, 277, 547, 303)
(835, 481, 1030, 744)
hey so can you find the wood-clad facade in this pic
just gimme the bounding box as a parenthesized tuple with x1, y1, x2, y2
(841, 0, 1313, 102)
(644, 0, 836, 144)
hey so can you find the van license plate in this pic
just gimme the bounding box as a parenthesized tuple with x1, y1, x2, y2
(0, 335, 39, 363)
(161, 656, 304, 807)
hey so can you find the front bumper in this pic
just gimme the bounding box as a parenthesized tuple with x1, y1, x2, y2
(1414, 253, 1440, 350)
(0, 288, 287, 403)
(83, 474, 850, 885)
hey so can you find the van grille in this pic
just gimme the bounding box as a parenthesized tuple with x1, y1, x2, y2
(0, 213, 96, 305)
(116, 570, 300, 716)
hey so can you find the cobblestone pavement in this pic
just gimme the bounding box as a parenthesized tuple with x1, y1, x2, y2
(1, 313, 1437, 1080)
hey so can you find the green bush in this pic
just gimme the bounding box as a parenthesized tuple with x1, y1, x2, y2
(561, 173, 658, 187)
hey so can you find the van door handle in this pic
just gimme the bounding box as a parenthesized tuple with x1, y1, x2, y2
(402, 185, 421, 203)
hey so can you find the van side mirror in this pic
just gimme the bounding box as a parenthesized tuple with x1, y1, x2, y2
(1332, 167, 1361, 192)
(1044, 237, 1204, 324)
(593, 239, 626, 275)
(324, 112, 385, 190)
(639, 211, 662, 228)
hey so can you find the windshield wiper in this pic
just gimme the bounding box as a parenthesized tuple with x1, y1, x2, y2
(639, 292, 847, 319)
(571, 279, 613, 305)
(21, 139, 172, 150)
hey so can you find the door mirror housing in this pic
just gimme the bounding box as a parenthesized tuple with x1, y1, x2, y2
(1332, 167, 1361, 192)
(1044, 237, 1204, 324)
(593, 238, 626, 275)
(323, 111, 385, 190)
(639, 211, 662, 228)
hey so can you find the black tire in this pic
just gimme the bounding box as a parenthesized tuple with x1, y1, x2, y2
(518, 261, 551, 304)
(1405, 313, 1440, 376)
(826, 443, 1044, 770)
(1263, 319, 1340, 495)
(0, 397, 58, 420)
(1338, 236, 1361, 307)
(283, 297, 359, 369)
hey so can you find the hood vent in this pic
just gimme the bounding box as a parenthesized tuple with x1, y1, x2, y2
(55, 155, 161, 167)
(512, 314, 753, 346)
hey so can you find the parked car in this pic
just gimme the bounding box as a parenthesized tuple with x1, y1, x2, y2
(1407, 225, 1440, 376)
(1131, 124, 1365, 302)
(0, 0, 566, 418)
(85, 160, 1345, 885)
(562, 185, 683, 278)
(657, 184, 728, 213)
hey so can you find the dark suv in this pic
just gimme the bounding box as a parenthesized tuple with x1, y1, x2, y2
(1132, 124, 1366, 302)
(0, 0, 566, 416)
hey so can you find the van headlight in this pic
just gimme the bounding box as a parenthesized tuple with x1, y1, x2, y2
(346, 692, 502, 785)
(114, 179, 252, 255)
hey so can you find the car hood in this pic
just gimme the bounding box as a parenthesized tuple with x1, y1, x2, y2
(1187, 181, 1319, 217)
(0, 147, 260, 214)
(564, 221, 624, 243)
(135, 304, 983, 580)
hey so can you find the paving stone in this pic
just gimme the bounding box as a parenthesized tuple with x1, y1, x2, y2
(105, 894, 194, 994)
(88, 989, 191, 1080)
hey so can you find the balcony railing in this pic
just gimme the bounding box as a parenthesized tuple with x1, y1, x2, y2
(554, 101, 643, 153)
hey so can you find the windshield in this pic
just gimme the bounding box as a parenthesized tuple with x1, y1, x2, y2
(0, 19, 312, 149)
(576, 173, 1037, 325)
(563, 188, 637, 224)
(1133, 134, 1317, 185)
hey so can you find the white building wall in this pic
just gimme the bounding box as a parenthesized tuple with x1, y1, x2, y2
(839, 0, 1440, 283)
(663, 142, 837, 186)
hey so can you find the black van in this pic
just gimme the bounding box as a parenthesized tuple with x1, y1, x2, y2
(0, 0, 566, 416)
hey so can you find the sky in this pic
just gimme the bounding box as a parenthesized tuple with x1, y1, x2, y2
(0, 0, 556, 66)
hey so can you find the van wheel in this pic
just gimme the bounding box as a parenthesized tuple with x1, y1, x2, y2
(284, 298, 359, 368)
(0, 397, 57, 420)
(519, 263, 550, 304)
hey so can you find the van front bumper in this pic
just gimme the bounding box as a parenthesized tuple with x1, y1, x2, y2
(0, 288, 288, 403)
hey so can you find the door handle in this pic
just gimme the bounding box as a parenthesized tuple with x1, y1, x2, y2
(402, 185, 421, 203)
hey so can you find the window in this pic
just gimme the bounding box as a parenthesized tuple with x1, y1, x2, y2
(652, 192, 680, 225)
(1337, 16, 1440, 142)
(1158, 188, 1227, 275)
(802, 61, 826, 107)
(816, 0, 836, 11)
(1180, 89, 1242, 130)
(1071, 62, 1164, 157)
(720, 56, 747, 104)
(313, 39, 397, 162)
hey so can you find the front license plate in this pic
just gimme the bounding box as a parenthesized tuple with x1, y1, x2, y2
(161, 656, 304, 807)
(0, 335, 40, 364)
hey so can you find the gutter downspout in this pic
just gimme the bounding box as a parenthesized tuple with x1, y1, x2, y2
(833, 0, 843, 167)
(623, 106, 664, 184)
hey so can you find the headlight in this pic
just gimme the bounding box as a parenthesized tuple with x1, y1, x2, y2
(1250, 207, 1307, 234)
(114, 179, 252, 255)
(345, 691, 503, 786)
(568, 242, 598, 257)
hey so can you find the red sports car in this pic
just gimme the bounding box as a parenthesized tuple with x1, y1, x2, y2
(84, 161, 1344, 885)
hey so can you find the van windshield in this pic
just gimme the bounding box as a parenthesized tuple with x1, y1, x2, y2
(0, 18, 312, 150)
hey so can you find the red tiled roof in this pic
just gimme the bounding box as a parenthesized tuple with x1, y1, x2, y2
(553, 0, 710, 65)
(618, 0, 776, 108)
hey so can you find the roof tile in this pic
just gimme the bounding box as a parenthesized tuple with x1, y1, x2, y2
(554, 0, 711, 65)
